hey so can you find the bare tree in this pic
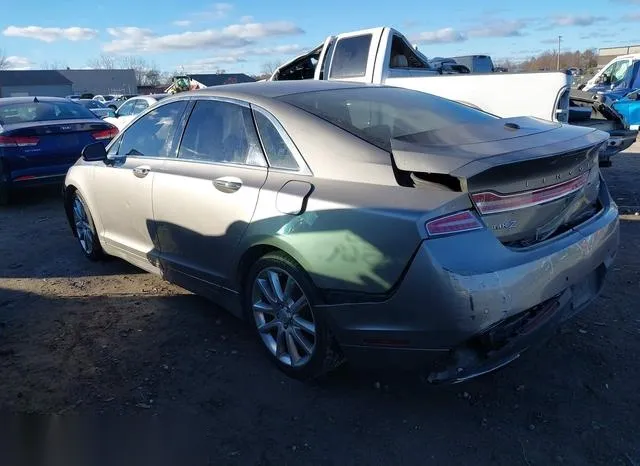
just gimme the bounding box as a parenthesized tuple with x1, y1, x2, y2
(88, 54, 117, 70)
(260, 60, 281, 77)
(40, 61, 69, 70)
(0, 49, 9, 70)
(88, 54, 163, 86)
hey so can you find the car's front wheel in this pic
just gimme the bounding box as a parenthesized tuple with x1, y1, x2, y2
(245, 252, 343, 380)
(71, 191, 104, 261)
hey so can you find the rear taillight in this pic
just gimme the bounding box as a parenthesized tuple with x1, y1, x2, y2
(471, 172, 589, 215)
(426, 211, 484, 236)
(0, 135, 40, 147)
(91, 127, 118, 140)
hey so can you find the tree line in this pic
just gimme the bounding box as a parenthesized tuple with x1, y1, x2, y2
(495, 48, 599, 73)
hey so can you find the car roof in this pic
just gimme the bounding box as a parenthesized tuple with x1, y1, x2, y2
(179, 80, 376, 100)
(0, 96, 73, 105)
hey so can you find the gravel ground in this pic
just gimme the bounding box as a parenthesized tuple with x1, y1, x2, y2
(1, 146, 640, 465)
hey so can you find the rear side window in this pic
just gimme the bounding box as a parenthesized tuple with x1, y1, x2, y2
(117, 101, 188, 157)
(254, 111, 299, 170)
(178, 100, 266, 167)
(329, 34, 372, 79)
(0, 101, 96, 125)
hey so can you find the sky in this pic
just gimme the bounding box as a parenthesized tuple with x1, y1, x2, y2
(1, 0, 639, 74)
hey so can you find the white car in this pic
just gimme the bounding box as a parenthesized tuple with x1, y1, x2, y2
(103, 94, 169, 130)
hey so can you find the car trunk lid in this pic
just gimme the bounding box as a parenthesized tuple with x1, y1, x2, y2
(0, 119, 117, 172)
(391, 117, 609, 246)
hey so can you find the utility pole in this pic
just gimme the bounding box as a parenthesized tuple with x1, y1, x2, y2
(557, 35, 562, 71)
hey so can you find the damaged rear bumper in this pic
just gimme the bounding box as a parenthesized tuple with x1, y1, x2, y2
(319, 185, 619, 382)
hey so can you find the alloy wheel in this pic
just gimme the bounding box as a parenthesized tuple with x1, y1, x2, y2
(72, 196, 94, 255)
(252, 267, 317, 368)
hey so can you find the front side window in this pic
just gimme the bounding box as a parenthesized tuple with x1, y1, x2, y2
(279, 87, 497, 151)
(329, 34, 372, 79)
(254, 111, 299, 170)
(612, 60, 631, 83)
(178, 100, 266, 166)
(117, 100, 136, 117)
(117, 101, 188, 157)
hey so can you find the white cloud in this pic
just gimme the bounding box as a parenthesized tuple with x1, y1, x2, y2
(2, 25, 97, 42)
(3, 55, 33, 69)
(551, 15, 607, 27)
(468, 20, 526, 38)
(173, 20, 192, 27)
(206, 3, 234, 19)
(413, 28, 467, 44)
(102, 22, 304, 54)
(178, 44, 308, 72)
(622, 12, 640, 21)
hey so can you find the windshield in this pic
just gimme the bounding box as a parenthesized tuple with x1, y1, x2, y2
(0, 101, 97, 125)
(278, 87, 497, 150)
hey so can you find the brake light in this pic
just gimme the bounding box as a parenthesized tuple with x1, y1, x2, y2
(426, 211, 484, 236)
(91, 127, 118, 140)
(0, 135, 40, 147)
(471, 172, 589, 215)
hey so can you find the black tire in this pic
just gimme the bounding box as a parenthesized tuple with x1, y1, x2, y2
(71, 191, 104, 261)
(244, 251, 343, 380)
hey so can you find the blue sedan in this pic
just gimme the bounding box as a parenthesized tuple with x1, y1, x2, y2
(0, 96, 118, 204)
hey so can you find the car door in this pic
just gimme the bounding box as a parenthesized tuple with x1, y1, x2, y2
(152, 97, 268, 287)
(92, 99, 189, 270)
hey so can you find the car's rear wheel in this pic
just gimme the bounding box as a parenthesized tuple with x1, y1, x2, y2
(245, 252, 343, 380)
(71, 191, 104, 261)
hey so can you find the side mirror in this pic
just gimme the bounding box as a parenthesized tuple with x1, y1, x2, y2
(82, 142, 107, 162)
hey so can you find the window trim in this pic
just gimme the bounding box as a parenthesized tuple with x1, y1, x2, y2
(251, 105, 312, 176)
(173, 96, 269, 169)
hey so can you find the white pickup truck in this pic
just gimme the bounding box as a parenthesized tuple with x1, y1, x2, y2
(269, 26, 637, 163)
(269, 27, 572, 123)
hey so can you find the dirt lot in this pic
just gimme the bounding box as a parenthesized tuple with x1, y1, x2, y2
(1, 147, 640, 465)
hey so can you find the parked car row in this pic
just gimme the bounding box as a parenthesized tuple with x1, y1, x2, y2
(61, 80, 619, 384)
(0, 96, 118, 204)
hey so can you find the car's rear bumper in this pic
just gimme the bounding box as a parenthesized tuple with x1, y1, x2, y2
(319, 182, 619, 382)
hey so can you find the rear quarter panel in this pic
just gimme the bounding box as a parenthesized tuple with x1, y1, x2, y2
(238, 170, 471, 295)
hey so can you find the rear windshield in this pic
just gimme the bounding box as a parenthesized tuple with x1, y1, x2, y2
(278, 87, 497, 151)
(0, 101, 97, 125)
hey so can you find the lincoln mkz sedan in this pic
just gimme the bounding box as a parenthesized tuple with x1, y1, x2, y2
(63, 81, 619, 383)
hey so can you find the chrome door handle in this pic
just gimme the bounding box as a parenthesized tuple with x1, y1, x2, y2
(133, 165, 151, 178)
(213, 176, 243, 193)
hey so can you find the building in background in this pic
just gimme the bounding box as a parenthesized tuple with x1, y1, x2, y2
(598, 45, 640, 67)
(57, 69, 137, 96)
(0, 70, 73, 97)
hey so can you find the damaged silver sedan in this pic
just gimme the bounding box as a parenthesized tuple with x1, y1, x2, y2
(63, 81, 619, 383)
